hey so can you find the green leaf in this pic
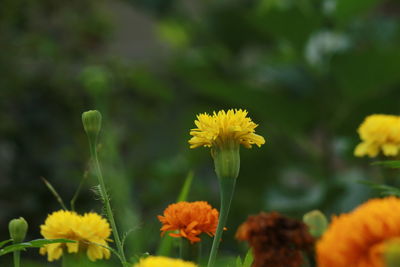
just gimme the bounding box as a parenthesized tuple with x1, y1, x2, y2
(0, 239, 75, 256)
(358, 180, 400, 197)
(0, 239, 12, 249)
(372, 160, 400, 169)
(156, 171, 194, 256)
(235, 255, 243, 267)
(176, 171, 194, 202)
(243, 249, 253, 267)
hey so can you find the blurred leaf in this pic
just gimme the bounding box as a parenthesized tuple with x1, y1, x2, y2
(372, 160, 400, 169)
(176, 171, 194, 202)
(0, 239, 75, 256)
(157, 20, 189, 48)
(0, 239, 12, 249)
(358, 180, 400, 197)
(335, 0, 381, 23)
(235, 256, 243, 267)
(156, 171, 194, 256)
(243, 249, 253, 267)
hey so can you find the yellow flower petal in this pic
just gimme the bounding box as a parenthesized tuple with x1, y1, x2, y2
(189, 109, 265, 149)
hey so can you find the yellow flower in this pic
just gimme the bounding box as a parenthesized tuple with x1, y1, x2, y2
(39, 210, 111, 262)
(189, 109, 265, 149)
(133, 256, 197, 267)
(158, 201, 220, 244)
(354, 114, 400, 157)
(317, 197, 400, 267)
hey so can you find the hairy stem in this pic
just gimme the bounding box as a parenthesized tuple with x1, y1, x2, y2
(89, 141, 127, 266)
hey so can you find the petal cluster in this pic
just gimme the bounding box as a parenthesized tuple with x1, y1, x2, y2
(40, 210, 111, 262)
(354, 114, 400, 157)
(158, 201, 220, 243)
(317, 197, 400, 267)
(133, 256, 197, 267)
(189, 109, 265, 149)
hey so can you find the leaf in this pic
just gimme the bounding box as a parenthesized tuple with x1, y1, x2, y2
(243, 249, 253, 267)
(372, 160, 400, 169)
(0, 239, 76, 256)
(358, 180, 400, 197)
(235, 256, 243, 267)
(176, 171, 194, 202)
(0, 239, 12, 249)
(156, 171, 194, 256)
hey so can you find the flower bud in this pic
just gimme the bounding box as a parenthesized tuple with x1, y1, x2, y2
(82, 110, 102, 141)
(211, 143, 240, 180)
(303, 210, 328, 238)
(9, 217, 28, 243)
(385, 239, 400, 267)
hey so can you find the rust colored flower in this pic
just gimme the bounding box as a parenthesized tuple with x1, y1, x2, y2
(317, 197, 400, 267)
(158, 201, 220, 244)
(236, 212, 314, 267)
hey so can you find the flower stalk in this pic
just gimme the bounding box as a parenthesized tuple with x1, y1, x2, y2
(207, 177, 236, 267)
(82, 110, 127, 266)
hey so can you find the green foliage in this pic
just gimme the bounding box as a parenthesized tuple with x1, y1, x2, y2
(2, 0, 400, 266)
(359, 181, 400, 197)
(372, 160, 400, 169)
(0, 239, 75, 256)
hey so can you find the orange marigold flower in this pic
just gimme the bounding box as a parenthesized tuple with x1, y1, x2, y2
(317, 197, 400, 267)
(158, 201, 220, 244)
(236, 212, 314, 267)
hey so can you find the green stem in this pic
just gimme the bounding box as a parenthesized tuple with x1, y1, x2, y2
(179, 238, 189, 260)
(207, 178, 236, 267)
(89, 141, 127, 266)
(13, 251, 20, 267)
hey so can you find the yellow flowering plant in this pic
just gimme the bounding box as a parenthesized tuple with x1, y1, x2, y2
(7, 108, 400, 267)
(189, 109, 265, 267)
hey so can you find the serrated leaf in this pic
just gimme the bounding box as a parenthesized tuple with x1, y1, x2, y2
(372, 160, 400, 169)
(0, 239, 75, 256)
(0, 239, 12, 249)
(243, 249, 253, 267)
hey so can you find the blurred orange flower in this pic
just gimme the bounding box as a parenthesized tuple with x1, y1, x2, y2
(158, 201, 220, 244)
(317, 197, 400, 267)
(236, 212, 314, 267)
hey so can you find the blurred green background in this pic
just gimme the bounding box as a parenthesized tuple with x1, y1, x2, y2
(2, 0, 400, 265)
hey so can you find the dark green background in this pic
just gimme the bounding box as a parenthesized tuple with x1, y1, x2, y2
(1, 0, 400, 265)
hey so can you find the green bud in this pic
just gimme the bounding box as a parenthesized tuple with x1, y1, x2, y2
(211, 143, 240, 180)
(303, 210, 328, 238)
(82, 110, 102, 141)
(9, 217, 28, 243)
(385, 239, 400, 267)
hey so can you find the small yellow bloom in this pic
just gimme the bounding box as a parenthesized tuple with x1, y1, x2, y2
(317, 197, 400, 267)
(189, 109, 265, 149)
(354, 114, 400, 157)
(133, 256, 197, 267)
(39, 210, 111, 262)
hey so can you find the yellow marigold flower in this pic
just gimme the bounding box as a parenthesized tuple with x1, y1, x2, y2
(354, 114, 400, 157)
(188, 109, 265, 149)
(133, 256, 197, 267)
(158, 201, 220, 244)
(39, 210, 111, 262)
(317, 197, 400, 267)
